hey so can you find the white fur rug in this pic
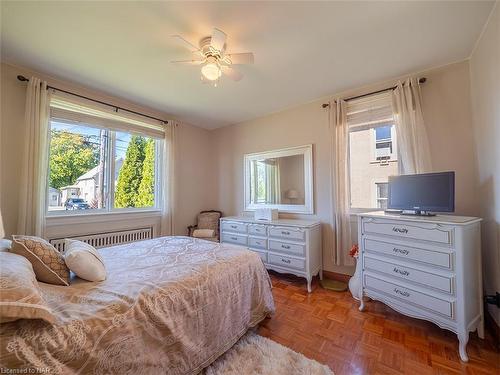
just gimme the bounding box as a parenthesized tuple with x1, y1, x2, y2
(204, 332, 333, 375)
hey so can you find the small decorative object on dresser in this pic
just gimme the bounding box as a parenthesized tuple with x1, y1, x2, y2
(254, 208, 279, 221)
(220, 216, 322, 292)
(357, 211, 483, 362)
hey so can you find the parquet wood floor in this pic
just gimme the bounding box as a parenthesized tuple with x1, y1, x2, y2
(258, 272, 499, 375)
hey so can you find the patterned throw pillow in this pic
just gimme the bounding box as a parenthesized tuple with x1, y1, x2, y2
(0, 252, 55, 323)
(10, 235, 70, 286)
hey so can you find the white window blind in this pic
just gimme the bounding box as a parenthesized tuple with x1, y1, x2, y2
(49, 91, 166, 138)
(346, 91, 393, 130)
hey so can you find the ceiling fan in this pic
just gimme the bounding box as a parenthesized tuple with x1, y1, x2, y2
(171, 28, 254, 86)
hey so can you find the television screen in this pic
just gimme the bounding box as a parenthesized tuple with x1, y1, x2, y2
(388, 172, 455, 213)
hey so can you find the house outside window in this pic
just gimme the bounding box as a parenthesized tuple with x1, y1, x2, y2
(347, 92, 399, 210)
(374, 125, 396, 161)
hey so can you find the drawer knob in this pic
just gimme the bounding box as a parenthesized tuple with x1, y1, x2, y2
(255, 241, 261, 245)
(282, 244, 291, 249)
(231, 225, 237, 229)
(281, 231, 290, 235)
(392, 227, 409, 234)
(393, 267, 410, 277)
(281, 258, 291, 264)
(393, 247, 410, 256)
(231, 237, 238, 241)
(393, 288, 410, 298)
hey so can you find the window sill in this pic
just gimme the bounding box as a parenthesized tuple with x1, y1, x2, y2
(46, 209, 162, 226)
(349, 208, 383, 217)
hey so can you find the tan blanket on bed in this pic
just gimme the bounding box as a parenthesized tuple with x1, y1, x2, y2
(0, 236, 275, 375)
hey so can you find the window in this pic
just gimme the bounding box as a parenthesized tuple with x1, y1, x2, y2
(47, 95, 164, 215)
(348, 92, 399, 210)
(374, 125, 394, 161)
(250, 160, 279, 204)
(375, 182, 388, 209)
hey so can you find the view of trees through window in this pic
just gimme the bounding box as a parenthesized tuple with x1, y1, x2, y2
(47, 121, 157, 212)
(114, 132, 156, 208)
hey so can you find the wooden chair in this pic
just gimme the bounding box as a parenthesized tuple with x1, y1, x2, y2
(187, 210, 222, 242)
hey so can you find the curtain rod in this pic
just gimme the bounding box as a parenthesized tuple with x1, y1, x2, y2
(321, 77, 427, 108)
(16, 75, 168, 124)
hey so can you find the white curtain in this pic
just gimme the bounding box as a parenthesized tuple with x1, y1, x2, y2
(17, 77, 50, 237)
(329, 99, 352, 266)
(160, 122, 176, 236)
(392, 78, 432, 174)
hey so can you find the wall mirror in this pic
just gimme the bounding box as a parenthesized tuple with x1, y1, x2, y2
(244, 145, 313, 214)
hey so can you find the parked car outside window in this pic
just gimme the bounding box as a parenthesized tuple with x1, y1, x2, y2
(64, 198, 90, 210)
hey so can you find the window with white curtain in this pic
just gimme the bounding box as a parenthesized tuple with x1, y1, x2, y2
(46, 92, 165, 215)
(348, 92, 399, 210)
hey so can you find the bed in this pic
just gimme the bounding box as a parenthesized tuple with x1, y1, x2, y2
(0, 236, 275, 374)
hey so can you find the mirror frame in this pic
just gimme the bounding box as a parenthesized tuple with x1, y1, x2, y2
(244, 144, 313, 214)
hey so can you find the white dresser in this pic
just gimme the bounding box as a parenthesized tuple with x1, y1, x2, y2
(358, 211, 483, 362)
(220, 216, 322, 292)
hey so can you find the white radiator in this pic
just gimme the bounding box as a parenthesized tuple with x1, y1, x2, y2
(49, 227, 153, 253)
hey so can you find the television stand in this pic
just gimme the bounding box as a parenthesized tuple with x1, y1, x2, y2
(400, 210, 436, 216)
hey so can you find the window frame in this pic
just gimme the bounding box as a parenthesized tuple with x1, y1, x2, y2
(252, 160, 274, 204)
(45, 118, 163, 218)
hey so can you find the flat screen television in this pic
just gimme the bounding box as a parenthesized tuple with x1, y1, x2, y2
(388, 171, 455, 215)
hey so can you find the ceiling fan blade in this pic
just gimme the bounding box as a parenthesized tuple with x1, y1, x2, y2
(210, 28, 227, 51)
(221, 66, 243, 81)
(226, 52, 254, 65)
(171, 59, 204, 66)
(171, 34, 201, 53)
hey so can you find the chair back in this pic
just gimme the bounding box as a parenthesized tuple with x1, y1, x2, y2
(197, 211, 222, 233)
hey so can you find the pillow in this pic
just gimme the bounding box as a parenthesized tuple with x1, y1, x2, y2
(64, 240, 106, 282)
(0, 239, 11, 252)
(192, 229, 216, 238)
(0, 252, 55, 324)
(10, 235, 70, 286)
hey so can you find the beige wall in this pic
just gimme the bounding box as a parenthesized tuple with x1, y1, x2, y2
(421, 62, 480, 216)
(469, 2, 499, 326)
(0, 62, 216, 238)
(213, 60, 480, 274)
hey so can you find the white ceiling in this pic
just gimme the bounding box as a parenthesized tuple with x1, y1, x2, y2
(1, 1, 494, 129)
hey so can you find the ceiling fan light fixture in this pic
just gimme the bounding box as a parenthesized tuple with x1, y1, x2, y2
(201, 57, 221, 81)
(172, 28, 253, 85)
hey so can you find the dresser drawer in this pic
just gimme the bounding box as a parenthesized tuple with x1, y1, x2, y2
(248, 236, 267, 250)
(221, 221, 248, 234)
(248, 224, 267, 236)
(364, 274, 454, 318)
(363, 219, 452, 245)
(268, 253, 305, 271)
(364, 256, 454, 293)
(269, 240, 305, 256)
(268, 226, 305, 242)
(250, 249, 267, 263)
(364, 238, 452, 269)
(221, 233, 247, 246)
